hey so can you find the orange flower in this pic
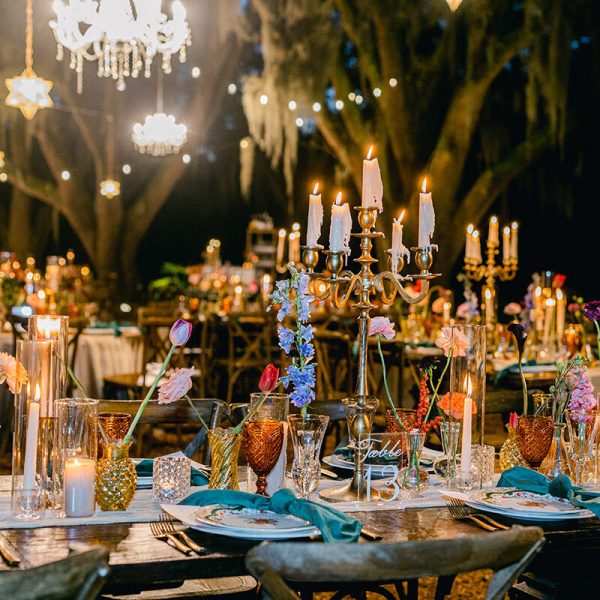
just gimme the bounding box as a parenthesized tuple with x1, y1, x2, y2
(438, 392, 477, 419)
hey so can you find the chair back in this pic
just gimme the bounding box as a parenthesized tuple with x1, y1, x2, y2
(246, 526, 544, 600)
(97, 398, 226, 463)
(313, 329, 354, 398)
(0, 545, 109, 600)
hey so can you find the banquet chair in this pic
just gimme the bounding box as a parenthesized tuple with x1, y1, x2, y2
(97, 398, 226, 462)
(246, 526, 545, 600)
(0, 544, 109, 600)
(313, 329, 354, 399)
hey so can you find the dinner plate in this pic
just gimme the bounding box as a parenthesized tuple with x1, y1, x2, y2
(472, 488, 583, 514)
(464, 499, 595, 521)
(162, 504, 319, 540)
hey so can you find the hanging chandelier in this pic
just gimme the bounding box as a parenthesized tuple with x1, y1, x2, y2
(5, 0, 53, 120)
(132, 113, 187, 156)
(50, 0, 192, 93)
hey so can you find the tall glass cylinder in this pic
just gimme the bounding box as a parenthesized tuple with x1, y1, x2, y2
(11, 340, 53, 519)
(28, 315, 70, 402)
(54, 398, 98, 514)
(450, 324, 486, 489)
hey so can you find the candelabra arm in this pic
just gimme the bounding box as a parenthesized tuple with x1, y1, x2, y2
(375, 272, 431, 305)
(331, 273, 361, 309)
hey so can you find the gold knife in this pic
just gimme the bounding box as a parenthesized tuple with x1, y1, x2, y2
(0, 535, 21, 567)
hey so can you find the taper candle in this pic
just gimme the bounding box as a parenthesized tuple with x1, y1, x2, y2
(472, 230, 482, 263)
(461, 375, 473, 482)
(502, 226, 511, 262)
(329, 192, 352, 254)
(418, 179, 435, 248)
(510, 222, 519, 259)
(23, 384, 41, 490)
(391, 209, 410, 274)
(361, 146, 383, 212)
(488, 216, 499, 245)
(306, 182, 323, 247)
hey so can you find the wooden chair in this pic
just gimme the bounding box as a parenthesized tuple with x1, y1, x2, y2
(290, 399, 348, 452)
(245, 526, 545, 600)
(97, 398, 226, 462)
(0, 544, 109, 600)
(313, 329, 354, 399)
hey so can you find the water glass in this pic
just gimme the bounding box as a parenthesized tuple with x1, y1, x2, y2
(249, 393, 289, 421)
(152, 457, 191, 503)
(470, 444, 495, 487)
(288, 414, 329, 498)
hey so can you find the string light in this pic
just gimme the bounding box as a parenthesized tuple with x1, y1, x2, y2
(0, 173, 7, 183)
(122, 164, 131, 174)
(227, 83, 237, 95)
(335, 99, 344, 110)
(295, 117, 304, 127)
(182, 153, 191, 164)
(373, 87, 382, 97)
(259, 94, 269, 105)
(61, 170, 70, 181)
(288, 100, 297, 110)
(389, 78, 398, 88)
(312, 102, 321, 112)
(348, 92, 356, 101)
(99, 179, 120, 199)
(191, 66, 201, 79)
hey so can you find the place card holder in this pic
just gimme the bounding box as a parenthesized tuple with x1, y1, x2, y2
(11, 340, 53, 520)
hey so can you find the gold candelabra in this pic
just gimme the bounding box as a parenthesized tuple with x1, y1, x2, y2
(302, 206, 440, 502)
(464, 223, 518, 331)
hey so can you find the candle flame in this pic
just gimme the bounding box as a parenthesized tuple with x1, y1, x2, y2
(312, 182, 319, 195)
(472, 230, 480, 239)
(467, 223, 474, 234)
(335, 191, 343, 206)
(484, 288, 492, 300)
(511, 221, 519, 230)
(34, 383, 41, 402)
(464, 374, 473, 398)
(443, 301, 451, 310)
(534, 286, 542, 297)
(503, 226, 511, 235)
(421, 178, 427, 193)
(398, 209, 406, 223)
(490, 215, 498, 224)
(38, 315, 61, 338)
(546, 298, 556, 307)
(292, 222, 300, 231)
(278, 228, 286, 238)
(366, 145, 374, 160)
(262, 274, 271, 284)
(556, 288, 563, 300)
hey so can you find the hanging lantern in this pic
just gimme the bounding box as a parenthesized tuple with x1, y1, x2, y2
(5, 0, 53, 120)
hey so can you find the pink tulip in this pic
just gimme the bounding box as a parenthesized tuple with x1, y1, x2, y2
(158, 367, 194, 405)
(169, 319, 192, 347)
(368, 316, 396, 340)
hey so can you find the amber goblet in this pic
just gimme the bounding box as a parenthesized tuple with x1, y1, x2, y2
(98, 412, 132, 456)
(243, 420, 284, 496)
(386, 409, 418, 467)
(516, 415, 554, 469)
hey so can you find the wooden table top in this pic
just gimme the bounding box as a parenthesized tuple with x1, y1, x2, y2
(2, 505, 600, 595)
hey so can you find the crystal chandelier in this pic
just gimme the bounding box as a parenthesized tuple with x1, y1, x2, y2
(5, 0, 53, 120)
(132, 113, 187, 156)
(50, 0, 192, 93)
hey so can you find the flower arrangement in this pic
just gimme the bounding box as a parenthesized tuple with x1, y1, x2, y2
(0, 352, 28, 393)
(269, 266, 316, 411)
(437, 392, 477, 420)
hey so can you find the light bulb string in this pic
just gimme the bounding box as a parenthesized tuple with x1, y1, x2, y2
(25, 0, 33, 72)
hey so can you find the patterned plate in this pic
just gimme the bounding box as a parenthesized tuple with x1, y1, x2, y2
(194, 505, 315, 534)
(472, 488, 584, 514)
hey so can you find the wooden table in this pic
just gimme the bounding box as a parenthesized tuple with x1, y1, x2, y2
(2, 506, 599, 598)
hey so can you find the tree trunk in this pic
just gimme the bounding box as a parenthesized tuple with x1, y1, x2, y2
(7, 188, 33, 258)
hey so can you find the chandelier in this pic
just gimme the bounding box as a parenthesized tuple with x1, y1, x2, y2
(446, 0, 463, 11)
(50, 0, 192, 93)
(5, 0, 53, 120)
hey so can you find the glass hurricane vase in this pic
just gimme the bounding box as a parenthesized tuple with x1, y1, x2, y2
(95, 441, 137, 511)
(433, 421, 460, 487)
(540, 423, 571, 479)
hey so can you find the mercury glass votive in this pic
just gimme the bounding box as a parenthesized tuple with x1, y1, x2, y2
(152, 456, 191, 503)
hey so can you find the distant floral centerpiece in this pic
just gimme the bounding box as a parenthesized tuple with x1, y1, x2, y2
(269, 266, 316, 411)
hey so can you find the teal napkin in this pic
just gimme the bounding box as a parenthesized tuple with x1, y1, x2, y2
(498, 466, 600, 517)
(333, 445, 353, 460)
(493, 360, 540, 387)
(179, 488, 362, 543)
(136, 459, 208, 486)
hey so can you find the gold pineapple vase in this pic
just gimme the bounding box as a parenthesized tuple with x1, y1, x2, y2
(499, 424, 527, 471)
(96, 441, 137, 511)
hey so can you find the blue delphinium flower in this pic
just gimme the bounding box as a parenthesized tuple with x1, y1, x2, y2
(268, 266, 316, 410)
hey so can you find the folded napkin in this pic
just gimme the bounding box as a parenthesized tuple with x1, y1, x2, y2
(179, 488, 361, 543)
(333, 445, 353, 460)
(498, 466, 600, 517)
(136, 459, 208, 487)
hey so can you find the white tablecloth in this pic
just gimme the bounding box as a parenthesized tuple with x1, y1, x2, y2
(0, 329, 143, 398)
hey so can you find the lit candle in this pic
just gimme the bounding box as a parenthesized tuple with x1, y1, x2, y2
(502, 226, 511, 262)
(488, 216, 499, 245)
(510, 222, 519, 259)
(261, 274, 271, 304)
(329, 192, 352, 254)
(465, 224, 474, 259)
(361, 146, 383, 212)
(443, 301, 452, 325)
(63, 457, 96, 518)
(534, 286, 544, 332)
(484, 288, 494, 327)
(472, 230, 482, 263)
(556, 289, 566, 344)
(390, 209, 410, 274)
(276, 228, 286, 265)
(543, 298, 556, 348)
(288, 232, 300, 264)
(306, 182, 323, 247)
(23, 384, 41, 490)
(418, 178, 435, 248)
(461, 375, 473, 483)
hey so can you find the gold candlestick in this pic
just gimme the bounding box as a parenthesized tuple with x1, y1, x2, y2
(303, 206, 440, 502)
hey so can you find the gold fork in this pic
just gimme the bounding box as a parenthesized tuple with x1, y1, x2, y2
(448, 497, 510, 530)
(446, 500, 498, 531)
(149, 520, 191, 555)
(159, 514, 206, 554)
